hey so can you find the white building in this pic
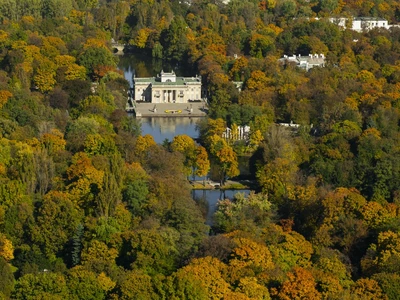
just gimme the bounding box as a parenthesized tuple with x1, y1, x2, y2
(133, 70, 202, 103)
(328, 17, 400, 32)
(279, 54, 326, 71)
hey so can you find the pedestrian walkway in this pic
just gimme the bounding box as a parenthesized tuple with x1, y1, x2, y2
(133, 102, 208, 117)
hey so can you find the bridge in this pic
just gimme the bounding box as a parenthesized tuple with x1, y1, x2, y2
(111, 42, 126, 55)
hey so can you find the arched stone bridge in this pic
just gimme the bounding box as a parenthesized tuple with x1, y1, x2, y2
(111, 42, 126, 55)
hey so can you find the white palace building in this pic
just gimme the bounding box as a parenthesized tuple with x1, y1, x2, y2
(327, 17, 400, 32)
(133, 70, 202, 103)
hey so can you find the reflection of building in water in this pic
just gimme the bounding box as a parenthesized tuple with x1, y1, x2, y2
(133, 70, 202, 103)
(146, 117, 202, 135)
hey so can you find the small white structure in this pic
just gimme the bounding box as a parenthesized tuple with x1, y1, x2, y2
(328, 17, 399, 32)
(279, 54, 326, 71)
(233, 81, 243, 92)
(278, 121, 301, 128)
(222, 125, 251, 141)
(133, 70, 202, 103)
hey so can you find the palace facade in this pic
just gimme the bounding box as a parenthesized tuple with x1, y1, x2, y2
(133, 70, 202, 103)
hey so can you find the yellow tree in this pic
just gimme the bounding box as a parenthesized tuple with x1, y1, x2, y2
(351, 278, 387, 299)
(66, 152, 104, 208)
(226, 237, 274, 286)
(171, 134, 197, 178)
(0, 233, 14, 261)
(175, 256, 232, 299)
(40, 129, 66, 155)
(131, 28, 154, 48)
(229, 57, 248, 81)
(65, 64, 87, 81)
(278, 267, 322, 300)
(33, 57, 57, 93)
(0, 90, 12, 109)
(133, 134, 156, 162)
(208, 135, 239, 185)
(195, 145, 210, 184)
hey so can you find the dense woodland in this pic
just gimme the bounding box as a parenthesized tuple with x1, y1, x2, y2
(0, 0, 400, 299)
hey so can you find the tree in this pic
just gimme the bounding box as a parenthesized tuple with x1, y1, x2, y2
(31, 191, 82, 258)
(133, 134, 156, 162)
(0, 90, 12, 109)
(66, 152, 104, 209)
(120, 228, 180, 276)
(115, 271, 159, 300)
(214, 192, 274, 233)
(227, 236, 274, 284)
(96, 172, 121, 218)
(13, 272, 69, 299)
(163, 16, 189, 61)
(33, 56, 57, 93)
(194, 146, 210, 183)
(351, 278, 387, 299)
(0, 233, 14, 261)
(67, 266, 111, 300)
(173, 257, 232, 299)
(278, 267, 321, 300)
(40, 128, 66, 155)
(208, 135, 239, 185)
(0, 257, 14, 299)
(80, 240, 118, 273)
(171, 135, 196, 177)
(79, 46, 116, 79)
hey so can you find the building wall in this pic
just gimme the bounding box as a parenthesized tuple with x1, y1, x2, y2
(134, 82, 201, 103)
(329, 17, 391, 32)
(134, 82, 152, 101)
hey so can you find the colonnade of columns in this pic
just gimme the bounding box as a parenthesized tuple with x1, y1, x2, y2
(160, 90, 177, 103)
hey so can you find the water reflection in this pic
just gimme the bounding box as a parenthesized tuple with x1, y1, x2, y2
(139, 117, 203, 144)
(193, 189, 251, 226)
(118, 53, 195, 88)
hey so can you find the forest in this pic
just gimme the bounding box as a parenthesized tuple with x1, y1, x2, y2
(0, 0, 399, 298)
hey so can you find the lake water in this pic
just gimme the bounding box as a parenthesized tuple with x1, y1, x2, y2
(139, 116, 202, 144)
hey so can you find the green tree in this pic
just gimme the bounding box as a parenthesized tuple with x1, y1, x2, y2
(79, 47, 116, 79)
(67, 266, 109, 300)
(13, 272, 69, 299)
(164, 16, 189, 61)
(31, 191, 82, 258)
(0, 257, 14, 299)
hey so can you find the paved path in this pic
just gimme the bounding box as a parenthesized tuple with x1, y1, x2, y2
(133, 102, 208, 117)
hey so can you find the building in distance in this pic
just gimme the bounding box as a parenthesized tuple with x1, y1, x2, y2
(328, 17, 400, 31)
(133, 70, 202, 103)
(278, 54, 326, 71)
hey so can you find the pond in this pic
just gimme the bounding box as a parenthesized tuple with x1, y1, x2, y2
(139, 116, 202, 144)
(193, 189, 251, 226)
